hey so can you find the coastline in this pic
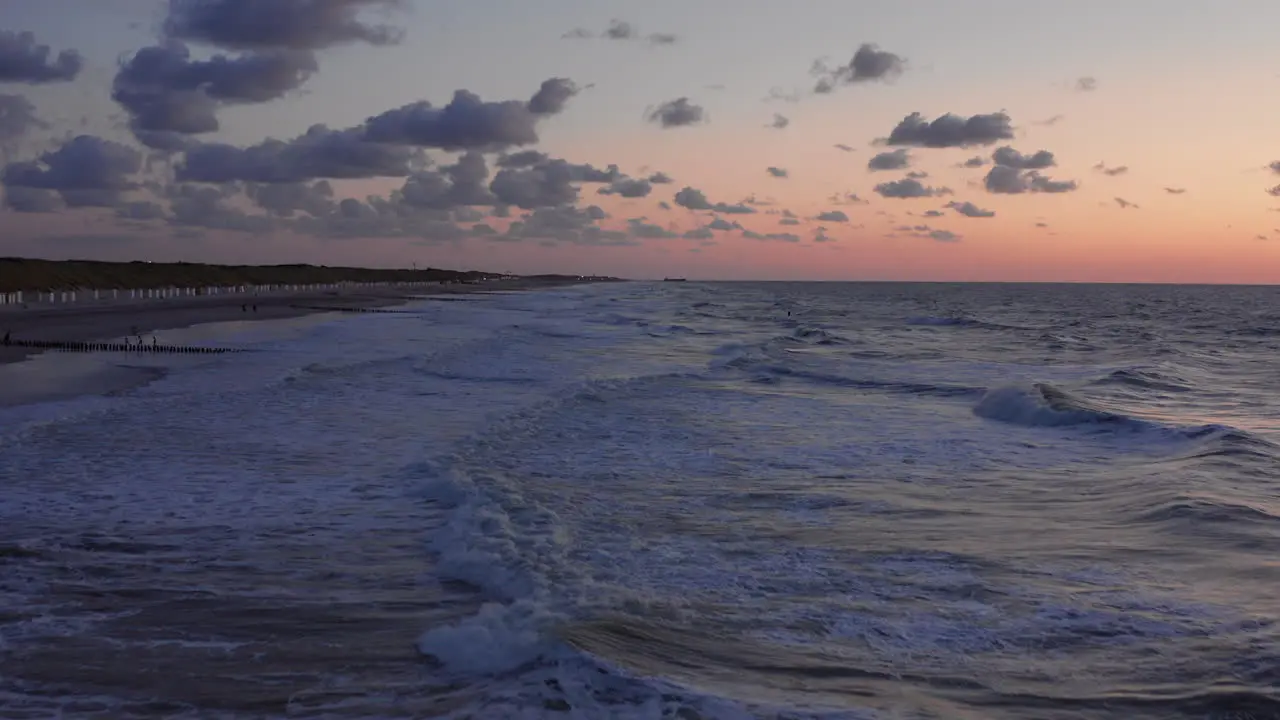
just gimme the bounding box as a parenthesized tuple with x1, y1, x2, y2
(0, 278, 591, 366)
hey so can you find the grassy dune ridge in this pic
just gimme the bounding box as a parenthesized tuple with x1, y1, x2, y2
(0, 257, 602, 293)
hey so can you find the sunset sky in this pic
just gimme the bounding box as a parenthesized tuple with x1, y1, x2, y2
(2, 0, 1280, 282)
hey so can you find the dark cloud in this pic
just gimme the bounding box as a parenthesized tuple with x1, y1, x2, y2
(646, 97, 705, 128)
(984, 165, 1078, 194)
(647, 171, 673, 184)
(1164, 187, 1186, 194)
(682, 226, 713, 240)
(489, 160, 580, 209)
(0, 31, 83, 84)
(1113, 197, 1138, 209)
(779, 217, 801, 226)
(176, 124, 419, 183)
(398, 153, 496, 209)
(166, 182, 273, 232)
(828, 192, 869, 205)
(605, 19, 637, 40)
(706, 217, 742, 231)
(1093, 161, 1128, 176)
(906, 171, 928, 180)
(921, 209, 944, 217)
(673, 186, 756, 214)
(834, 143, 855, 152)
(505, 204, 631, 246)
(769, 113, 790, 129)
(497, 150, 549, 168)
(766, 166, 788, 178)
(627, 217, 678, 238)
(363, 80, 576, 151)
(112, 42, 318, 148)
(813, 227, 833, 242)
(892, 224, 960, 242)
(993, 146, 1055, 170)
(867, 148, 911, 171)
(946, 200, 995, 218)
(1075, 76, 1097, 92)
(874, 177, 951, 199)
(813, 44, 905, 93)
(0, 93, 46, 146)
(1035, 114, 1065, 126)
(1035, 221, 1049, 228)
(1268, 185, 1280, 197)
(815, 210, 848, 222)
(163, 0, 404, 50)
(3, 135, 142, 208)
(742, 229, 800, 242)
(598, 176, 653, 197)
(116, 200, 167, 220)
(568, 20, 677, 46)
(884, 112, 1014, 148)
(527, 78, 580, 116)
(3, 185, 61, 212)
(1269, 161, 1280, 174)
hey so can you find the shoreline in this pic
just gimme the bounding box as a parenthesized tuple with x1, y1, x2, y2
(0, 278, 594, 366)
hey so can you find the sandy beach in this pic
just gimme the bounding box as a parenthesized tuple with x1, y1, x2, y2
(0, 278, 585, 367)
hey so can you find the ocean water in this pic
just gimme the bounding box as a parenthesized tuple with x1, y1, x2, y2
(1, 281, 1279, 719)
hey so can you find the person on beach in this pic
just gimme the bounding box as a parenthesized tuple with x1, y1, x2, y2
(2, 330, 9, 345)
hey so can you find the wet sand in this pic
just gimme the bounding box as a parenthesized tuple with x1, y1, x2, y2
(0, 278, 584, 367)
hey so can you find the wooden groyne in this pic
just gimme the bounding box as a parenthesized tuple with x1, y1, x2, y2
(4, 339, 238, 355)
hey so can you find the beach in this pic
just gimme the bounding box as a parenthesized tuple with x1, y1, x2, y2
(0, 278, 580, 368)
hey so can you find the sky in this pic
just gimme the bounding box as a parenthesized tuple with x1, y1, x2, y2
(2, 0, 1280, 282)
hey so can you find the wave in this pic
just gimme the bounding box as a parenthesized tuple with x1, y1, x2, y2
(1138, 495, 1280, 525)
(974, 383, 1147, 428)
(1092, 366, 1195, 393)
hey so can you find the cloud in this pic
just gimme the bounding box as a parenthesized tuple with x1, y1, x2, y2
(813, 43, 905, 93)
(960, 156, 987, 168)
(1093, 161, 1128, 176)
(0, 30, 83, 84)
(1164, 187, 1186, 194)
(627, 217, 678, 238)
(489, 158, 583, 209)
(769, 113, 789, 129)
(166, 182, 273, 232)
(3, 135, 142, 210)
(646, 97, 705, 128)
(883, 112, 1014, 148)
(162, 0, 404, 50)
(2, 185, 60, 212)
(1269, 161, 1280, 174)
(815, 210, 849, 222)
(1114, 197, 1138, 209)
(363, 80, 578, 151)
(779, 216, 801, 226)
(992, 146, 1055, 170)
(116, 200, 167, 220)
(647, 171, 673, 184)
(921, 209, 944, 217)
(598, 176, 653, 197)
(1268, 185, 1280, 197)
(874, 177, 951, 199)
(112, 42, 319, 149)
(867, 148, 911, 171)
(983, 165, 1078, 194)
(673, 186, 756, 214)
(505, 204, 631, 246)
(742, 229, 800, 242)
(176, 124, 419, 182)
(398, 153, 496, 209)
(946, 200, 995, 218)
(0, 93, 47, 146)
(813, 227, 833, 242)
(828, 192, 869, 205)
(246, 180, 335, 217)
(766, 166, 788, 178)
(892, 223, 960, 242)
(1035, 114, 1065, 126)
(833, 143, 855, 152)
(567, 19, 678, 46)
(1075, 76, 1097, 92)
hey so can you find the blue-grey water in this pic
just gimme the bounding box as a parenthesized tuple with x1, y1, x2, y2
(1, 282, 1278, 719)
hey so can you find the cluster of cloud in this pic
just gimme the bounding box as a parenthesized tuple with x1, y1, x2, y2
(812, 44, 905, 93)
(981, 145, 1078, 194)
(646, 97, 705, 128)
(563, 19, 677, 46)
(0, 30, 83, 156)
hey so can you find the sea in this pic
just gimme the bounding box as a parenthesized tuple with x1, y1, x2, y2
(0, 281, 1278, 720)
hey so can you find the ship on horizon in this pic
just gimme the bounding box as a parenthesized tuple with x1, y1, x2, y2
(663, 277, 688, 282)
